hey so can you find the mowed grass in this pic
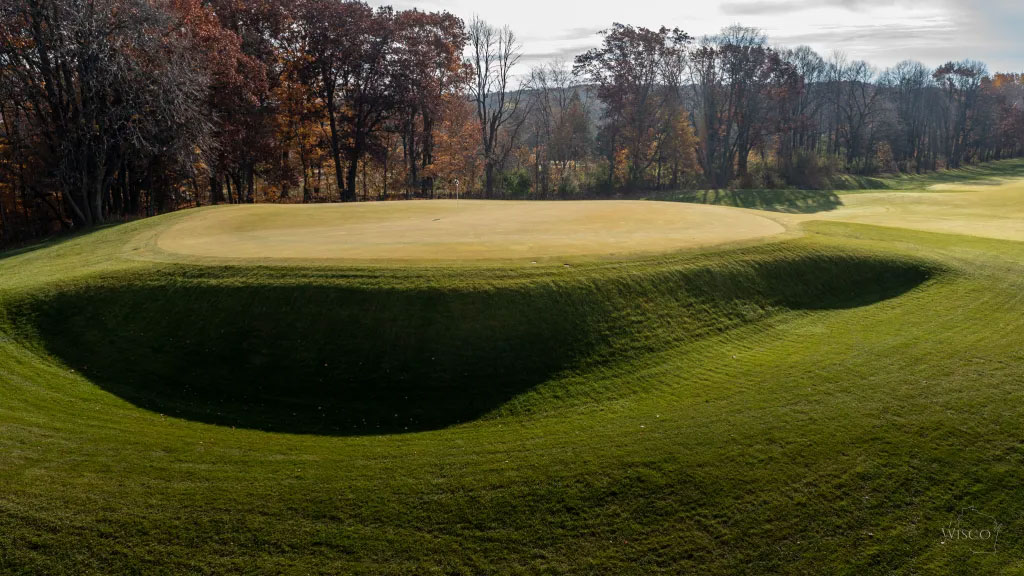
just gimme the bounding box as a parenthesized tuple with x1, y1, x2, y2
(651, 158, 1024, 218)
(2, 169, 1024, 574)
(155, 200, 785, 262)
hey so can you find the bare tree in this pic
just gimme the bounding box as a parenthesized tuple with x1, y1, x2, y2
(824, 53, 883, 171)
(881, 61, 934, 172)
(528, 60, 572, 196)
(469, 16, 527, 197)
(689, 26, 793, 187)
(934, 60, 988, 168)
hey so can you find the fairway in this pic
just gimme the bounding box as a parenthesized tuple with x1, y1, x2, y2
(157, 200, 786, 261)
(5, 163, 1024, 574)
(803, 180, 1024, 242)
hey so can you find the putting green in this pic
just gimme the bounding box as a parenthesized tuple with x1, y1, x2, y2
(156, 200, 787, 261)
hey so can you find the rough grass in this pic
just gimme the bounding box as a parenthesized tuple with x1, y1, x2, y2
(2, 165, 1024, 574)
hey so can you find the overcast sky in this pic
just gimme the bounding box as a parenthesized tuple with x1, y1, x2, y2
(370, 0, 1024, 74)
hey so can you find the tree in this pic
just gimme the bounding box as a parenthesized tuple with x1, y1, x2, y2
(5, 8, 1024, 244)
(0, 0, 226, 226)
(290, 0, 374, 202)
(689, 26, 795, 187)
(393, 9, 471, 198)
(833, 58, 883, 171)
(202, 0, 287, 202)
(469, 16, 528, 197)
(575, 23, 690, 190)
(881, 60, 934, 172)
(424, 94, 481, 196)
(655, 102, 699, 189)
(781, 46, 826, 155)
(527, 60, 580, 197)
(934, 60, 988, 168)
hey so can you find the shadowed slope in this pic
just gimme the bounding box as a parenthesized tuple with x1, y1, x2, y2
(14, 248, 933, 435)
(651, 188, 843, 214)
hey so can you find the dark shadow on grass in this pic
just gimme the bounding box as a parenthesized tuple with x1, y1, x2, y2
(0, 222, 127, 262)
(650, 189, 843, 214)
(28, 283, 608, 436)
(0, 233, 79, 262)
(20, 253, 932, 436)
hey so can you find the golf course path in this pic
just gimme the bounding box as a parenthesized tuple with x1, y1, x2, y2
(157, 200, 786, 261)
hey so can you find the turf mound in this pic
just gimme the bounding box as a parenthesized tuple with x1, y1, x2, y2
(155, 200, 786, 262)
(13, 248, 932, 435)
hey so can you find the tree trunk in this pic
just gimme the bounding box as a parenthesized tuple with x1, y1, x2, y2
(210, 174, 224, 204)
(407, 109, 418, 199)
(344, 147, 359, 203)
(484, 161, 495, 198)
(382, 149, 388, 200)
(247, 166, 255, 203)
(0, 194, 8, 244)
(361, 158, 367, 200)
(422, 112, 434, 198)
(737, 147, 749, 182)
(325, 90, 346, 202)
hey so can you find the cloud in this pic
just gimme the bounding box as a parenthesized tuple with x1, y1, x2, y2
(521, 27, 600, 44)
(553, 27, 603, 41)
(522, 43, 598, 66)
(721, 0, 912, 16)
(773, 21, 955, 46)
(366, 0, 1024, 74)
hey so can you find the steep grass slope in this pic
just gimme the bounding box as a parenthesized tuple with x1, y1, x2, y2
(8, 247, 927, 436)
(1, 182, 1023, 574)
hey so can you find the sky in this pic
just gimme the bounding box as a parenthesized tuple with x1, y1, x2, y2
(370, 0, 1024, 74)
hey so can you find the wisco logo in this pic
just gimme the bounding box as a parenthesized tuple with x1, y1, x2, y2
(941, 506, 1002, 554)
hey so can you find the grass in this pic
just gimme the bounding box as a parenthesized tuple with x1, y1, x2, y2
(154, 200, 784, 262)
(2, 164, 1024, 574)
(833, 157, 1024, 190)
(650, 158, 1024, 216)
(648, 188, 843, 214)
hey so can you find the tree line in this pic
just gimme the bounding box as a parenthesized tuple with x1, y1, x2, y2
(2, 0, 1024, 244)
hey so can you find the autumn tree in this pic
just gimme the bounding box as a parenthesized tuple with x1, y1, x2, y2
(290, 0, 373, 202)
(0, 0, 229, 226)
(393, 9, 471, 198)
(277, 55, 328, 201)
(987, 74, 1024, 159)
(424, 94, 482, 195)
(575, 23, 690, 190)
(527, 61, 585, 196)
(654, 101, 699, 189)
(202, 0, 289, 202)
(165, 0, 269, 206)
